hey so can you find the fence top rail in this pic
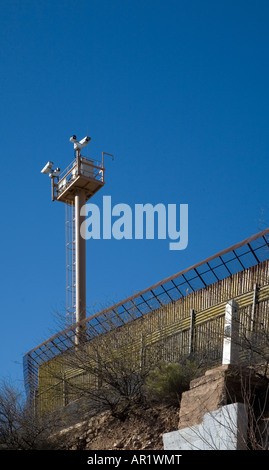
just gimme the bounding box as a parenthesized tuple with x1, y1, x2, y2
(25, 227, 269, 358)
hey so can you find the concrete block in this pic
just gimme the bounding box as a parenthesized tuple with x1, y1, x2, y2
(163, 403, 248, 450)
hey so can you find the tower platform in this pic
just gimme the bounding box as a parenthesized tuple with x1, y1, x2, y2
(53, 155, 105, 204)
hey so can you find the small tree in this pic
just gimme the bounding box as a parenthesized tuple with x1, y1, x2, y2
(0, 380, 64, 449)
(45, 323, 162, 420)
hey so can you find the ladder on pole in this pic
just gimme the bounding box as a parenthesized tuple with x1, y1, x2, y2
(65, 202, 76, 327)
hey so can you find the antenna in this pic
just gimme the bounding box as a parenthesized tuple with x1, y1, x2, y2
(41, 134, 114, 343)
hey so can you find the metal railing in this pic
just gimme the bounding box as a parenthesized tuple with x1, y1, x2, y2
(54, 156, 104, 199)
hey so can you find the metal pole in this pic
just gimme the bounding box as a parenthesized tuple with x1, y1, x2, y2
(75, 188, 86, 343)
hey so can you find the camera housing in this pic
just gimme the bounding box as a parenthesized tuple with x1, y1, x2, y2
(41, 161, 54, 174)
(69, 135, 91, 150)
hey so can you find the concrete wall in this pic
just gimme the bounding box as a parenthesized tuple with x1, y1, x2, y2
(163, 403, 248, 450)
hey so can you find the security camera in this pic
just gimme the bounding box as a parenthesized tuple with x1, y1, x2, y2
(41, 161, 54, 174)
(70, 134, 91, 151)
(79, 136, 91, 146)
(48, 167, 61, 178)
(75, 136, 91, 150)
(41, 162, 60, 179)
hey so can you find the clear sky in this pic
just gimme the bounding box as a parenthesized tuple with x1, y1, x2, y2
(1, 0, 269, 392)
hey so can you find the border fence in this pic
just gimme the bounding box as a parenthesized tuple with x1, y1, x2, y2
(23, 228, 269, 411)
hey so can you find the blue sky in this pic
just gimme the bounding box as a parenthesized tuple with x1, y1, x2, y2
(1, 0, 269, 391)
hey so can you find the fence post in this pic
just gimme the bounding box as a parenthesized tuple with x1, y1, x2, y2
(140, 333, 146, 370)
(250, 283, 258, 335)
(249, 283, 258, 361)
(189, 309, 196, 355)
(222, 299, 239, 365)
(63, 372, 67, 407)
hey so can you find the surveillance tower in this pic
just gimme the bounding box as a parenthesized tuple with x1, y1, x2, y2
(41, 135, 113, 343)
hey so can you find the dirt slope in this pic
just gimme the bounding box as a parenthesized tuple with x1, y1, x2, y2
(55, 404, 178, 451)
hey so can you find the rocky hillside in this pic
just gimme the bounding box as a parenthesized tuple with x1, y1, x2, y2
(54, 404, 179, 450)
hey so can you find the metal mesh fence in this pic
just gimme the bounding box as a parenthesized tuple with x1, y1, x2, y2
(23, 228, 269, 402)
